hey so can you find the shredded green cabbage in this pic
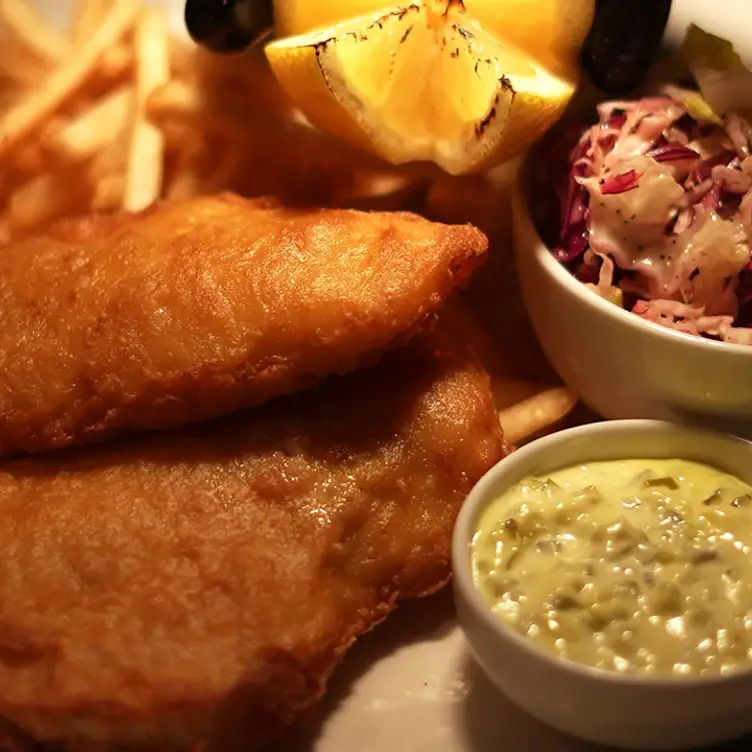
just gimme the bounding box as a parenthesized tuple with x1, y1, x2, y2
(678, 24, 752, 118)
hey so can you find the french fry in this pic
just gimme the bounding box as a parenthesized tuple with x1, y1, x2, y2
(147, 80, 289, 142)
(89, 140, 128, 182)
(8, 171, 90, 233)
(0, 87, 18, 112)
(168, 38, 201, 81)
(73, 45, 134, 112)
(0, 39, 47, 86)
(166, 146, 208, 201)
(99, 44, 134, 82)
(47, 86, 132, 161)
(123, 10, 169, 211)
(498, 387, 578, 445)
(13, 140, 46, 174)
(0, 0, 139, 162)
(160, 120, 196, 153)
(0, 0, 69, 66)
(171, 142, 238, 200)
(92, 174, 125, 211)
(147, 77, 386, 189)
(147, 79, 199, 116)
(146, 80, 223, 131)
(71, 0, 109, 44)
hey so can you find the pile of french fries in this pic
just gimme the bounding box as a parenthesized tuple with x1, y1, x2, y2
(0, 0, 165, 237)
(0, 0, 413, 241)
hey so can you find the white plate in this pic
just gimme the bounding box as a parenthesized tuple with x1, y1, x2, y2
(27, 2, 750, 750)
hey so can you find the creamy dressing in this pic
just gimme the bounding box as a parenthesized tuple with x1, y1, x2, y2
(471, 459, 752, 677)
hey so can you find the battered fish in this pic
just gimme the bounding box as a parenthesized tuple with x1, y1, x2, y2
(0, 328, 505, 752)
(0, 193, 487, 457)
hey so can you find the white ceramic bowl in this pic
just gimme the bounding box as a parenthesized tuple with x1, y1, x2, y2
(511, 169, 752, 439)
(452, 419, 752, 750)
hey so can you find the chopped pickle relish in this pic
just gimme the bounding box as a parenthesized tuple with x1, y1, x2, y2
(471, 459, 752, 677)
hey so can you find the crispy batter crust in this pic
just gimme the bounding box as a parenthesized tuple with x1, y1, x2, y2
(0, 327, 505, 751)
(0, 194, 487, 457)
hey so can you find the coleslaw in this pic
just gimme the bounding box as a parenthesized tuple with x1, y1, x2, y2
(552, 26, 752, 344)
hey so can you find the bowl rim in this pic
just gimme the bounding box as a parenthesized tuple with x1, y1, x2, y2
(452, 418, 752, 688)
(513, 162, 752, 359)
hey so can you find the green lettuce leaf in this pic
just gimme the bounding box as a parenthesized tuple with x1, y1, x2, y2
(678, 24, 752, 118)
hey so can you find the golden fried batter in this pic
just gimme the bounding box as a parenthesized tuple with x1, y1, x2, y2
(0, 193, 487, 456)
(0, 328, 505, 751)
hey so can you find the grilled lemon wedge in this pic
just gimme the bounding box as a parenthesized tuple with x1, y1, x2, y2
(265, 1, 588, 174)
(273, 0, 594, 79)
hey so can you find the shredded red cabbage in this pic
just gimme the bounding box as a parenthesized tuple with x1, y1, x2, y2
(645, 144, 700, 163)
(699, 182, 723, 211)
(550, 88, 752, 345)
(694, 150, 738, 182)
(554, 138, 591, 263)
(600, 170, 642, 195)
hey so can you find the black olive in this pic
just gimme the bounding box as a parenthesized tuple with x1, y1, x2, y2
(185, 0, 274, 54)
(581, 0, 673, 95)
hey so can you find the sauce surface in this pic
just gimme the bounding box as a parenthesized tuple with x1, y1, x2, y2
(471, 459, 752, 677)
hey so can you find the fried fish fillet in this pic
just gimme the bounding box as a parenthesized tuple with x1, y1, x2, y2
(0, 193, 487, 457)
(0, 327, 505, 752)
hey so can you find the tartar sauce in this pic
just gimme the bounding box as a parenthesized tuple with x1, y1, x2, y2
(471, 459, 752, 677)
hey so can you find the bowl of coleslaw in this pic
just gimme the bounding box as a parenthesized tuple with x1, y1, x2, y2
(513, 26, 752, 436)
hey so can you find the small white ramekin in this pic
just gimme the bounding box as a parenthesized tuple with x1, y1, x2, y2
(453, 419, 752, 750)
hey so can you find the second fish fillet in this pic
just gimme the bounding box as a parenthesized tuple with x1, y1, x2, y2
(0, 327, 505, 751)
